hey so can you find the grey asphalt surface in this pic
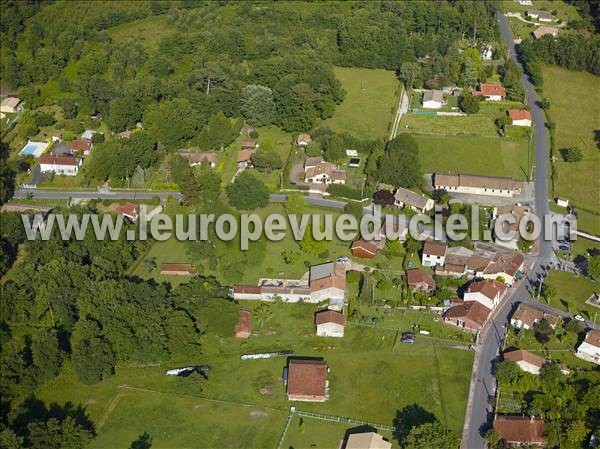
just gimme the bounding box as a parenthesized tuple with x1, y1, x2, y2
(461, 13, 554, 449)
(14, 187, 183, 202)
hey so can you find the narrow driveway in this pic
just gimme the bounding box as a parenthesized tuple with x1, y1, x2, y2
(460, 12, 554, 449)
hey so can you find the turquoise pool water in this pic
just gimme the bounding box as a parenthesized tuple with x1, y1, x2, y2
(21, 144, 38, 155)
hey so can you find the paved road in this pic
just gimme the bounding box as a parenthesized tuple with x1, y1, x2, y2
(461, 13, 555, 449)
(13, 187, 183, 202)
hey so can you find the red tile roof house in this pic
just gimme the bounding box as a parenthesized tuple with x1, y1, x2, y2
(508, 109, 532, 127)
(406, 268, 436, 293)
(115, 202, 140, 222)
(39, 155, 82, 176)
(234, 309, 252, 339)
(304, 162, 347, 185)
(481, 252, 525, 286)
(504, 349, 547, 375)
(463, 279, 508, 310)
(286, 359, 329, 402)
(473, 83, 506, 101)
(510, 303, 560, 331)
(421, 240, 447, 267)
(178, 149, 217, 168)
(159, 263, 196, 276)
(315, 310, 345, 337)
(576, 329, 600, 365)
(493, 416, 545, 447)
(69, 139, 93, 155)
(443, 301, 492, 332)
(237, 148, 257, 168)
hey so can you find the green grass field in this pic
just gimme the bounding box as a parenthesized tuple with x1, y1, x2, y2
(546, 270, 599, 319)
(131, 204, 355, 285)
(36, 301, 472, 448)
(401, 102, 526, 139)
(542, 65, 600, 235)
(321, 67, 400, 140)
(414, 135, 531, 180)
(108, 15, 173, 50)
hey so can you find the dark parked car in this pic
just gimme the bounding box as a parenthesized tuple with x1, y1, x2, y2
(401, 332, 415, 343)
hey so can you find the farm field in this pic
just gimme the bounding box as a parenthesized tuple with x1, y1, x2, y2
(414, 135, 531, 180)
(545, 270, 599, 319)
(36, 301, 472, 447)
(321, 67, 401, 140)
(542, 65, 600, 235)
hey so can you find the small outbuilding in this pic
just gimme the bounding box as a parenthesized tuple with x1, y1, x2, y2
(422, 90, 445, 109)
(296, 133, 312, 147)
(315, 310, 345, 337)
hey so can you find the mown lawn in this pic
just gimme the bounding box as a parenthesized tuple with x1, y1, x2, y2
(321, 67, 401, 140)
(401, 113, 499, 138)
(414, 135, 531, 180)
(400, 102, 526, 139)
(542, 65, 600, 235)
(36, 301, 472, 448)
(545, 270, 599, 319)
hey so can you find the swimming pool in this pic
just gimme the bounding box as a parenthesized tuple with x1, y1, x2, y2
(19, 141, 49, 157)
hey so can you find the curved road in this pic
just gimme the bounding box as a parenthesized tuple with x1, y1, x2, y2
(461, 13, 554, 449)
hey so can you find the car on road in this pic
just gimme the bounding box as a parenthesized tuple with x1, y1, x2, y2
(574, 315, 585, 322)
(336, 256, 349, 264)
(401, 332, 415, 343)
(558, 244, 571, 252)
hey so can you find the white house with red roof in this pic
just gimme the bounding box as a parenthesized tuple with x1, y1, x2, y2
(230, 262, 346, 310)
(464, 279, 508, 310)
(422, 240, 447, 267)
(508, 109, 532, 127)
(576, 329, 600, 365)
(39, 155, 82, 176)
(474, 83, 506, 101)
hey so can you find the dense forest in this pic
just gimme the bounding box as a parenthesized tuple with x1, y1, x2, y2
(0, 0, 499, 188)
(0, 207, 231, 447)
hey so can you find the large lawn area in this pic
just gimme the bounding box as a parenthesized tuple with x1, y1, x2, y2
(36, 301, 472, 447)
(545, 270, 599, 319)
(321, 67, 401, 140)
(131, 203, 355, 285)
(542, 65, 600, 235)
(414, 135, 531, 180)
